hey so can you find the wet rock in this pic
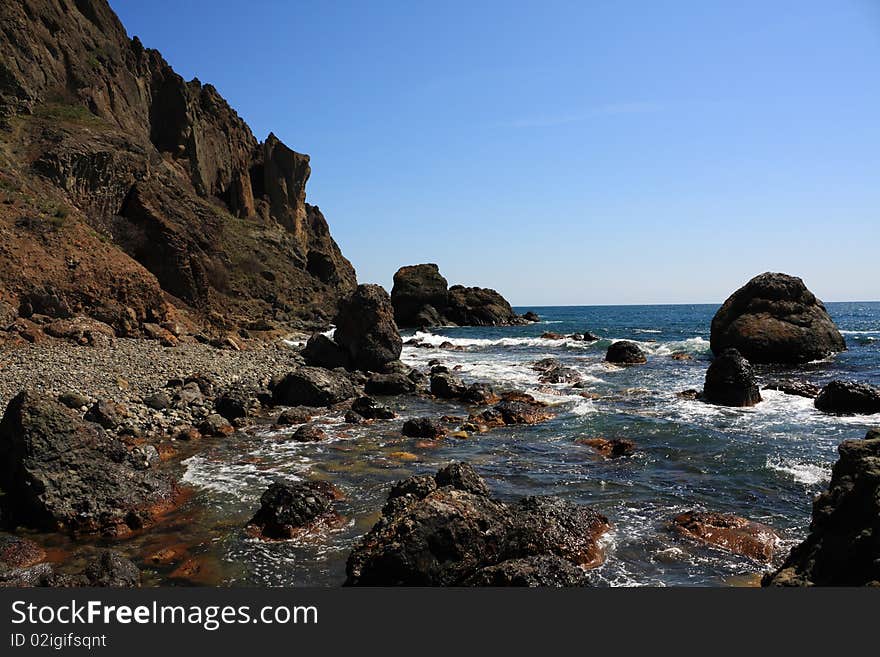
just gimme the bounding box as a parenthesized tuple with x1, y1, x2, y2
(214, 390, 251, 420)
(84, 399, 125, 429)
(199, 413, 234, 436)
(671, 511, 780, 562)
(301, 333, 350, 369)
(605, 341, 647, 365)
(276, 407, 313, 426)
(391, 264, 451, 327)
(474, 394, 553, 428)
(247, 481, 335, 539)
(364, 372, 416, 396)
(58, 391, 90, 410)
(334, 284, 402, 371)
(430, 372, 467, 399)
(351, 396, 395, 420)
(464, 555, 590, 587)
(0, 534, 47, 569)
(814, 380, 880, 415)
(541, 332, 565, 340)
(583, 331, 600, 342)
(670, 352, 693, 361)
(764, 431, 880, 585)
(272, 367, 356, 407)
(290, 424, 327, 442)
(763, 380, 821, 399)
(460, 383, 500, 405)
(79, 550, 141, 587)
(345, 463, 608, 586)
(402, 417, 446, 439)
(523, 312, 540, 323)
(677, 389, 702, 401)
(344, 410, 363, 424)
(577, 437, 636, 458)
(710, 272, 846, 364)
(0, 391, 176, 535)
(702, 348, 762, 407)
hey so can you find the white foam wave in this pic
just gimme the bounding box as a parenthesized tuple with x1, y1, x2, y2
(766, 457, 830, 486)
(841, 329, 880, 335)
(407, 331, 590, 350)
(633, 329, 662, 334)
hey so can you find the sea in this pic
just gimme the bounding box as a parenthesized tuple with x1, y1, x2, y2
(173, 302, 880, 587)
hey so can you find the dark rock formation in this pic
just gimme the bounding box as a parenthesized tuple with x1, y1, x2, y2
(430, 372, 468, 399)
(214, 390, 251, 420)
(763, 431, 880, 586)
(247, 481, 336, 540)
(702, 348, 762, 407)
(276, 407, 313, 426)
(290, 425, 328, 443)
(333, 285, 402, 371)
(401, 417, 446, 439)
(345, 463, 609, 586)
(532, 358, 582, 384)
(763, 380, 821, 399)
(350, 396, 395, 420)
(0, 390, 176, 535)
(390, 263, 528, 327)
(271, 367, 355, 407)
(302, 333, 350, 369)
(471, 393, 553, 429)
(671, 511, 780, 562)
(364, 372, 416, 396)
(814, 380, 880, 415)
(605, 341, 647, 365)
(0, 0, 356, 335)
(577, 438, 636, 458)
(710, 273, 845, 364)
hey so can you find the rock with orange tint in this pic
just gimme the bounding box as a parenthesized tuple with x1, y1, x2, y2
(577, 437, 636, 458)
(0, 534, 47, 568)
(472, 393, 553, 429)
(671, 511, 780, 562)
(346, 462, 609, 586)
(247, 481, 337, 540)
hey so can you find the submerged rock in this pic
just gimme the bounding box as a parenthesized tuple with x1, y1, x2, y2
(247, 481, 336, 540)
(334, 284, 402, 371)
(605, 341, 647, 365)
(401, 417, 446, 439)
(0, 390, 177, 535)
(350, 396, 395, 420)
(290, 424, 327, 442)
(671, 511, 780, 562)
(814, 380, 880, 415)
(702, 348, 762, 407)
(710, 272, 846, 364)
(763, 431, 880, 586)
(577, 437, 636, 458)
(345, 463, 608, 586)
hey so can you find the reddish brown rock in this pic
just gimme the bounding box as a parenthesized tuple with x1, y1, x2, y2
(671, 511, 780, 562)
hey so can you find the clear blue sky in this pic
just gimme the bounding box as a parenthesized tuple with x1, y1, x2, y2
(110, 0, 879, 305)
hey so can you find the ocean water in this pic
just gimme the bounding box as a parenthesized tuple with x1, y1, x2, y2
(174, 302, 880, 587)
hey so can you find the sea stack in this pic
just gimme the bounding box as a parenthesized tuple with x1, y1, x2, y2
(702, 348, 762, 407)
(390, 263, 531, 327)
(710, 273, 845, 364)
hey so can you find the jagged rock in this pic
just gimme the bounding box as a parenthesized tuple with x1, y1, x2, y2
(763, 431, 880, 586)
(671, 511, 780, 562)
(430, 372, 467, 399)
(302, 333, 350, 369)
(272, 367, 355, 407)
(814, 380, 880, 415)
(334, 285, 402, 371)
(199, 413, 233, 436)
(0, 390, 176, 535)
(84, 399, 125, 429)
(763, 380, 821, 399)
(445, 285, 523, 326)
(345, 463, 608, 586)
(214, 390, 251, 420)
(702, 348, 762, 407)
(460, 383, 500, 405)
(247, 481, 335, 539)
(473, 395, 553, 428)
(276, 407, 314, 426)
(0, 534, 47, 569)
(351, 396, 395, 420)
(710, 272, 846, 364)
(522, 312, 540, 322)
(401, 418, 446, 439)
(364, 372, 416, 396)
(464, 555, 590, 587)
(605, 341, 647, 365)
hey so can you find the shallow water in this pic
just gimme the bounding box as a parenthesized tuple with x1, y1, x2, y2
(165, 302, 880, 587)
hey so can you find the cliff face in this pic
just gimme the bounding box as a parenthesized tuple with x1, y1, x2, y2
(0, 0, 356, 335)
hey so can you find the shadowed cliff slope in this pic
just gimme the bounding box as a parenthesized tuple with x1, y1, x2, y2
(0, 0, 356, 335)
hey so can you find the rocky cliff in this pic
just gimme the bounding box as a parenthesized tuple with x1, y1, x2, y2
(0, 0, 356, 336)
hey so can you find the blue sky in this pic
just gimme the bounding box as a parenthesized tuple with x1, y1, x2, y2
(110, 0, 879, 304)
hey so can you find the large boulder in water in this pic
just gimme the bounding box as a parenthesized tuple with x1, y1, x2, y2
(345, 462, 609, 586)
(272, 367, 356, 407)
(247, 481, 337, 539)
(445, 285, 521, 326)
(605, 341, 647, 365)
(301, 333, 350, 369)
(763, 431, 880, 586)
(710, 272, 845, 364)
(814, 380, 880, 415)
(391, 264, 450, 327)
(702, 348, 762, 407)
(671, 511, 780, 562)
(0, 391, 177, 536)
(334, 284, 402, 371)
